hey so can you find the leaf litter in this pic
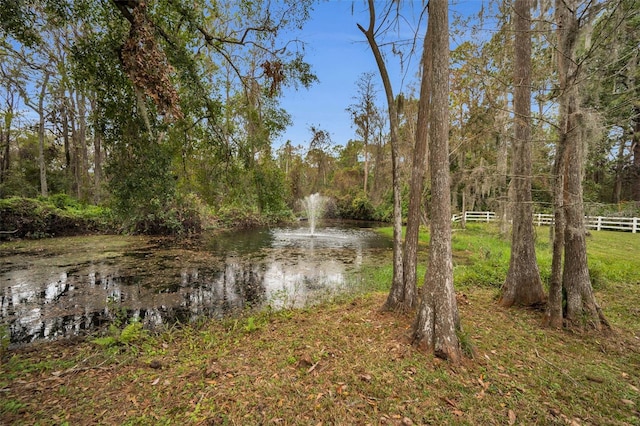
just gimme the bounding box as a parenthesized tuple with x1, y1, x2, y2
(1, 288, 639, 425)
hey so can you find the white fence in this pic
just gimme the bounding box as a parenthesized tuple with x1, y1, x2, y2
(452, 211, 639, 233)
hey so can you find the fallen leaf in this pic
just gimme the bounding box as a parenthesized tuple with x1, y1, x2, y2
(151, 377, 160, 386)
(298, 355, 313, 368)
(621, 399, 635, 406)
(478, 375, 490, 390)
(508, 409, 516, 425)
(360, 374, 372, 382)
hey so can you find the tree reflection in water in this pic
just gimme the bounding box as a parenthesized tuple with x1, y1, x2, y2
(0, 222, 391, 345)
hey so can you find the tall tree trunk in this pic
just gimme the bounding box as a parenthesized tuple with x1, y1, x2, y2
(546, 129, 567, 328)
(77, 92, 89, 201)
(496, 97, 509, 236)
(363, 132, 369, 196)
(500, 0, 546, 308)
(38, 71, 51, 198)
(399, 17, 433, 312)
(0, 98, 13, 184)
(554, 0, 609, 330)
(633, 106, 640, 202)
(612, 138, 626, 203)
(92, 98, 103, 204)
(68, 91, 81, 198)
(61, 96, 71, 174)
(412, 0, 461, 363)
(372, 128, 385, 203)
(358, 0, 404, 309)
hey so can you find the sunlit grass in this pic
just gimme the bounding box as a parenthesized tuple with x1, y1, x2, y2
(373, 222, 640, 291)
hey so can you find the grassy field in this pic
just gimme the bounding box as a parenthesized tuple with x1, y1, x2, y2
(1, 224, 639, 425)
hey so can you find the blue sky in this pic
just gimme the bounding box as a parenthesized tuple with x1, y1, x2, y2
(276, 0, 484, 149)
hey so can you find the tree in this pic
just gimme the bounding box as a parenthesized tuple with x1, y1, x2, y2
(36, 69, 51, 197)
(1, 0, 316, 219)
(449, 8, 514, 230)
(0, 73, 18, 188)
(306, 126, 334, 193)
(584, 0, 640, 203)
(346, 72, 380, 197)
(412, 0, 462, 362)
(547, 0, 610, 330)
(499, 0, 546, 308)
(357, 0, 405, 309)
(399, 18, 433, 312)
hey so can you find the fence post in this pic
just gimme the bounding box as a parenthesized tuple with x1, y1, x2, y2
(486, 212, 490, 222)
(634, 217, 638, 234)
(597, 216, 602, 231)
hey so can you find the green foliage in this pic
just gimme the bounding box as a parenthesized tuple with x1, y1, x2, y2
(243, 316, 261, 333)
(0, 399, 26, 415)
(349, 194, 375, 220)
(253, 161, 290, 215)
(0, 323, 10, 358)
(92, 319, 148, 350)
(48, 193, 81, 210)
(106, 133, 185, 235)
(328, 191, 377, 221)
(456, 328, 475, 359)
(92, 335, 118, 348)
(0, 196, 113, 238)
(119, 321, 146, 345)
(216, 204, 263, 229)
(583, 202, 640, 218)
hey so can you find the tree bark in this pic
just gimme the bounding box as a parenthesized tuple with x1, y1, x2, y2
(0, 95, 14, 185)
(412, 0, 461, 363)
(546, 129, 567, 328)
(496, 97, 509, 236)
(91, 97, 103, 204)
(401, 17, 433, 312)
(38, 71, 51, 197)
(553, 0, 609, 330)
(358, 0, 404, 310)
(633, 106, 640, 202)
(77, 91, 89, 201)
(612, 138, 626, 204)
(500, 0, 546, 308)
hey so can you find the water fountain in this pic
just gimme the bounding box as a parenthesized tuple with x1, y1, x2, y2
(301, 193, 328, 236)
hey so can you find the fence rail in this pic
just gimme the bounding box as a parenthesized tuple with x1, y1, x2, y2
(452, 211, 639, 233)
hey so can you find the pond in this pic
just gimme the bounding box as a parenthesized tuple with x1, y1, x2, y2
(0, 221, 391, 346)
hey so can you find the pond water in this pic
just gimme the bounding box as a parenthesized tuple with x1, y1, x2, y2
(0, 221, 391, 346)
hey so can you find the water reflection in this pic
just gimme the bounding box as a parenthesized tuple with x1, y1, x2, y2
(0, 222, 391, 345)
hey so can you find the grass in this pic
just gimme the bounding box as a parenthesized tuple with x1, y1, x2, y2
(1, 224, 639, 425)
